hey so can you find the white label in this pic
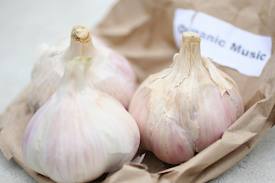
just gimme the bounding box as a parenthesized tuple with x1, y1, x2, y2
(174, 9, 272, 76)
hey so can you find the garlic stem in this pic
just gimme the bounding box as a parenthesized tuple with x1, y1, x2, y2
(61, 57, 93, 91)
(174, 32, 202, 75)
(65, 25, 95, 59)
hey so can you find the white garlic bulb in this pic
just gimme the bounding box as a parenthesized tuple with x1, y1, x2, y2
(129, 32, 244, 164)
(29, 25, 137, 111)
(23, 57, 140, 182)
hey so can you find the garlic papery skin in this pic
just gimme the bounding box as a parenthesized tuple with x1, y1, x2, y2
(22, 57, 140, 183)
(29, 25, 137, 111)
(129, 32, 244, 164)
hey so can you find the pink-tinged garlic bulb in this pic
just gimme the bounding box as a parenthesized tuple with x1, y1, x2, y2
(23, 57, 140, 182)
(129, 32, 244, 164)
(29, 25, 136, 111)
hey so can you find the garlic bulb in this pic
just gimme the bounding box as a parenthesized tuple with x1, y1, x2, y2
(129, 32, 244, 164)
(29, 25, 137, 111)
(23, 57, 140, 182)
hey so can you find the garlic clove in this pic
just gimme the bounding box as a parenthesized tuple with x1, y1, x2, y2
(129, 32, 244, 164)
(29, 25, 137, 111)
(23, 57, 140, 182)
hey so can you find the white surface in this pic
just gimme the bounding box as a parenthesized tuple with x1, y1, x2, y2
(0, 0, 274, 182)
(173, 9, 272, 76)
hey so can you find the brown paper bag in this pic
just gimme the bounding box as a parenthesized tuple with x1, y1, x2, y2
(1, 0, 275, 182)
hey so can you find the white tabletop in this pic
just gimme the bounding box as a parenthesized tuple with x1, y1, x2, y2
(0, 0, 274, 182)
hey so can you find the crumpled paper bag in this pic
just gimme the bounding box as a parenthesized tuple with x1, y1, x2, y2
(1, 0, 275, 182)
